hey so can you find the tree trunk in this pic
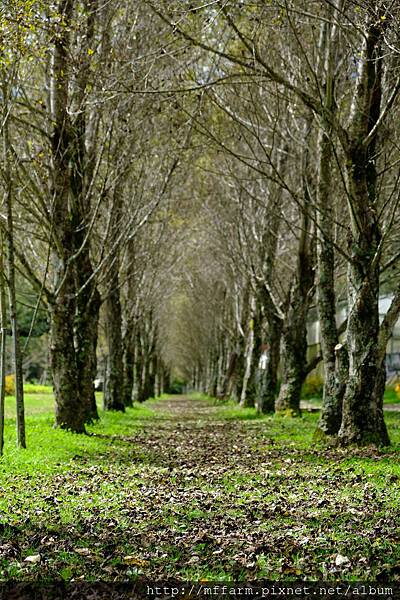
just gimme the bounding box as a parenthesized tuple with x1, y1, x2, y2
(3, 101, 25, 448)
(256, 314, 282, 414)
(315, 123, 343, 435)
(0, 245, 7, 455)
(275, 298, 308, 417)
(220, 350, 238, 399)
(338, 259, 386, 444)
(139, 353, 156, 402)
(257, 145, 287, 413)
(240, 306, 256, 408)
(338, 18, 389, 446)
(122, 331, 135, 407)
(75, 272, 101, 423)
(104, 290, 125, 411)
(208, 354, 219, 397)
(135, 334, 143, 401)
(315, 6, 344, 437)
(156, 358, 163, 397)
(49, 0, 87, 433)
(276, 120, 315, 416)
(50, 280, 85, 432)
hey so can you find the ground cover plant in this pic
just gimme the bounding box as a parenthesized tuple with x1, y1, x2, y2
(0, 393, 399, 583)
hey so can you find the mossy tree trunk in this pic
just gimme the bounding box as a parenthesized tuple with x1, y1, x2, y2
(103, 187, 124, 412)
(256, 312, 282, 414)
(338, 17, 390, 446)
(276, 121, 315, 417)
(2, 85, 25, 447)
(240, 296, 257, 408)
(104, 287, 125, 411)
(49, 0, 85, 432)
(0, 239, 7, 455)
(49, 0, 102, 432)
(315, 6, 346, 437)
(122, 329, 135, 407)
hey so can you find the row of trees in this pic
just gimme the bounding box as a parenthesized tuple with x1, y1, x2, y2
(0, 0, 191, 446)
(152, 0, 400, 446)
(0, 0, 399, 448)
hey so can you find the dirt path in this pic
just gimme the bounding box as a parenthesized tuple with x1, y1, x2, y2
(132, 395, 271, 470)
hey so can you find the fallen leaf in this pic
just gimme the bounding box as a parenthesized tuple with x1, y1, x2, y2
(123, 556, 149, 567)
(74, 548, 91, 556)
(335, 554, 350, 567)
(24, 554, 41, 564)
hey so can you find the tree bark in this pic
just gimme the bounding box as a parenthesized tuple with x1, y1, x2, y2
(2, 88, 25, 448)
(315, 122, 343, 434)
(75, 277, 101, 422)
(256, 313, 282, 414)
(51, 280, 85, 432)
(122, 330, 135, 407)
(338, 18, 389, 446)
(103, 286, 125, 411)
(220, 350, 238, 399)
(275, 121, 315, 416)
(103, 281, 124, 412)
(275, 284, 310, 416)
(315, 4, 345, 437)
(240, 297, 256, 408)
(0, 243, 7, 455)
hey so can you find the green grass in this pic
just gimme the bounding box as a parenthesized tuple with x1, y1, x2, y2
(301, 388, 400, 404)
(1, 392, 155, 473)
(22, 384, 54, 395)
(384, 388, 400, 403)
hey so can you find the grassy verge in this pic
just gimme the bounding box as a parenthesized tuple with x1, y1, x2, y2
(302, 388, 400, 405)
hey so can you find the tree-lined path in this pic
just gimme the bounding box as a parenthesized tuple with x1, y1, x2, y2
(1, 1, 400, 591)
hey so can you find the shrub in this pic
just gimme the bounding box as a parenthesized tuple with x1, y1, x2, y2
(167, 377, 186, 394)
(302, 373, 324, 399)
(5, 375, 15, 397)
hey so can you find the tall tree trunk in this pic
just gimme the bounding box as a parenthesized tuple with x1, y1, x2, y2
(338, 17, 389, 446)
(315, 120, 343, 435)
(0, 244, 7, 456)
(315, 3, 345, 437)
(257, 146, 287, 413)
(103, 182, 124, 411)
(48, 0, 86, 432)
(156, 358, 163, 397)
(103, 279, 124, 412)
(139, 352, 156, 401)
(220, 350, 238, 399)
(135, 333, 143, 401)
(208, 353, 219, 398)
(104, 290, 125, 411)
(276, 121, 315, 416)
(3, 82, 25, 448)
(339, 258, 385, 444)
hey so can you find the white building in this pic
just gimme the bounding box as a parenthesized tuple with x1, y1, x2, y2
(307, 295, 400, 376)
